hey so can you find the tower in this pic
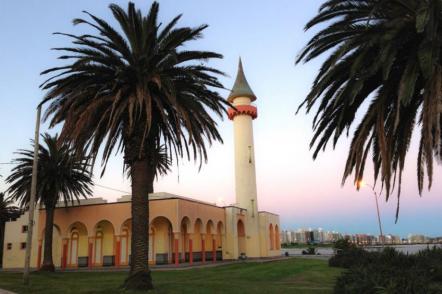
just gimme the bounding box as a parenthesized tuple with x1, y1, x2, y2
(228, 59, 261, 257)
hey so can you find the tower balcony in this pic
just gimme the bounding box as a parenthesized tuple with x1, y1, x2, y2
(228, 105, 258, 120)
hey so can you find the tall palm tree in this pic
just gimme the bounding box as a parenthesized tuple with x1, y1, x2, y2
(0, 192, 21, 268)
(297, 0, 442, 220)
(6, 134, 93, 272)
(40, 2, 227, 290)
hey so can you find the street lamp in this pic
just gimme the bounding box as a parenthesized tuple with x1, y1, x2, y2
(357, 180, 385, 246)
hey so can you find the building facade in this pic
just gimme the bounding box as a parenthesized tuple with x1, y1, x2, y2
(2, 60, 280, 269)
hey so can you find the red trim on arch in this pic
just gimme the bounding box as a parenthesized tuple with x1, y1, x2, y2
(61, 243, 68, 269)
(228, 105, 257, 120)
(37, 244, 42, 269)
(88, 243, 93, 268)
(202, 239, 206, 263)
(212, 239, 216, 263)
(189, 239, 193, 265)
(174, 239, 179, 266)
(115, 240, 121, 267)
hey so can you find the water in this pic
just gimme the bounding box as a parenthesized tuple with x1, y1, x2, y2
(281, 244, 442, 256)
(365, 244, 442, 254)
(281, 248, 334, 256)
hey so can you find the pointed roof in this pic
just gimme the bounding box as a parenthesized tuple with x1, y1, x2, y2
(228, 58, 257, 103)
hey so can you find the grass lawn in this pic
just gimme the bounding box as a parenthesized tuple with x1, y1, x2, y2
(0, 258, 342, 294)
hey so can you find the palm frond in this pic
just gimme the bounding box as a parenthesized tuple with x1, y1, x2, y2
(298, 0, 442, 220)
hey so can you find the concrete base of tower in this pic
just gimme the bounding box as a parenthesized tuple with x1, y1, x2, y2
(223, 207, 280, 260)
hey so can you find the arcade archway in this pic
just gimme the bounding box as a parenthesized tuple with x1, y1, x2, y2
(237, 220, 246, 257)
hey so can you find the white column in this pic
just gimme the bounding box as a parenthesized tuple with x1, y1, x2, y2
(232, 96, 261, 257)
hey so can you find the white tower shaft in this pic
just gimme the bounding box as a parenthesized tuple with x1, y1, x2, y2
(228, 59, 261, 257)
(233, 98, 258, 214)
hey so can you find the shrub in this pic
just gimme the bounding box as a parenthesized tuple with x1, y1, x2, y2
(333, 239, 356, 251)
(333, 247, 442, 294)
(329, 239, 368, 268)
(302, 247, 316, 255)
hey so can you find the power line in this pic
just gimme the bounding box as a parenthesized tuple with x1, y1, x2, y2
(95, 183, 130, 194)
(0, 162, 130, 193)
(0, 165, 130, 194)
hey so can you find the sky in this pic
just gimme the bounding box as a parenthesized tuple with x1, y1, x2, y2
(0, 0, 441, 238)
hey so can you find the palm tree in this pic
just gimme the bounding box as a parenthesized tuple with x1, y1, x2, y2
(6, 134, 93, 272)
(40, 2, 227, 290)
(0, 192, 21, 268)
(297, 0, 442, 219)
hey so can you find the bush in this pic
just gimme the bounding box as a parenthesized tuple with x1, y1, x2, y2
(302, 247, 316, 255)
(333, 247, 442, 294)
(333, 239, 356, 251)
(329, 239, 368, 268)
(328, 247, 368, 268)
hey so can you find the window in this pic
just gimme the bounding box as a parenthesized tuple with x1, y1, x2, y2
(22, 225, 28, 233)
(6, 243, 12, 250)
(20, 242, 26, 250)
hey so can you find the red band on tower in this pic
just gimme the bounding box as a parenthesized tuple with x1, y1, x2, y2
(228, 105, 258, 120)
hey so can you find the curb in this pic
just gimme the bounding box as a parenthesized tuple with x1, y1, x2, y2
(0, 289, 16, 294)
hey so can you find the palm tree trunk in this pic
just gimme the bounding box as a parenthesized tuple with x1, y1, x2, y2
(123, 158, 154, 290)
(39, 206, 55, 272)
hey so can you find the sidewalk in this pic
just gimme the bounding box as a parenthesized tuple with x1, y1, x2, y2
(0, 289, 16, 294)
(0, 256, 290, 273)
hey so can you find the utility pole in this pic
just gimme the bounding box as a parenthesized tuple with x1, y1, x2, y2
(23, 105, 41, 285)
(358, 181, 385, 247)
(372, 189, 384, 246)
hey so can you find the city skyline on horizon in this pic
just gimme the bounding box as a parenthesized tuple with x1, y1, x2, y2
(1, 0, 441, 238)
(279, 226, 440, 240)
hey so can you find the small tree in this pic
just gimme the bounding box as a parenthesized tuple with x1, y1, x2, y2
(6, 134, 93, 271)
(333, 239, 355, 252)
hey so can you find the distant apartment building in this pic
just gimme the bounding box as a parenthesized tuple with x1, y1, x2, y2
(282, 228, 431, 247)
(384, 234, 402, 244)
(280, 228, 343, 245)
(324, 231, 342, 242)
(281, 230, 291, 244)
(354, 234, 376, 245)
(408, 234, 430, 244)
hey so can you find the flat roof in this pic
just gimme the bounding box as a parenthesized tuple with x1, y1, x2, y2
(39, 193, 277, 216)
(258, 211, 280, 217)
(42, 192, 224, 210)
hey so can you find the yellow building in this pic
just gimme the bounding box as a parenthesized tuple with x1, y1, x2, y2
(2, 60, 280, 269)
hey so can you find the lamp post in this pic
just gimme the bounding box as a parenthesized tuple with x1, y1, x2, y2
(357, 180, 385, 246)
(23, 105, 41, 285)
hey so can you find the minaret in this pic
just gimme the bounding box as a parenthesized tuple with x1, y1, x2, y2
(228, 59, 261, 257)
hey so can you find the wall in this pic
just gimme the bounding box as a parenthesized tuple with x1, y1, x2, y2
(258, 212, 281, 257)
(2, 210, 39, 269)
(3, 196, 278, 268)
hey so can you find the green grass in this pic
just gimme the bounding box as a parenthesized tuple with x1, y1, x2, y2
(0, 258, 342, 294)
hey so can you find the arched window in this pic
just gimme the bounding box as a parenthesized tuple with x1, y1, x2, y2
(237, 220, 246, 256)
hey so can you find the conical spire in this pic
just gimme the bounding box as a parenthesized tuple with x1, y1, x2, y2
(228, 58, 257, 103)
